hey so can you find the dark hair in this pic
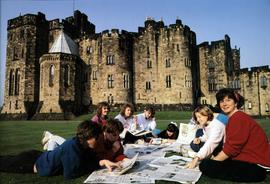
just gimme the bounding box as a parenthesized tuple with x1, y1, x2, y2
(96, 101, 110, 117)
(76, 120, 102, 148)
(145, 106, 155, 118)
(216, 88, 245, 109)
(120, 103, 134, 117)
(166, 123, 179, 139)
(192, 105, 214, 124)
(103, 118, 124, 134)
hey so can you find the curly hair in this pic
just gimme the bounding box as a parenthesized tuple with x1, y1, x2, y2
(76, 120, 102, 148)
(120, 103, 134, 117)
(103, 118, 124, 134)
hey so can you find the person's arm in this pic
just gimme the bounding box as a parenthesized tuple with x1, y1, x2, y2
(99, 159, 121, 172)
(185, 156, 200, 169)
(211, 150, 229, 161)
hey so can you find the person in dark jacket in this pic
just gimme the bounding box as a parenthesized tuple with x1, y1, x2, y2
(157, 122, 179, 140)
(0, 121, 121, 179)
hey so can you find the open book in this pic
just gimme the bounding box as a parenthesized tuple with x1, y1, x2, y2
(111, 153, 139, 175)
(129, 129, 152, 136)
(176, 123, 197, 145)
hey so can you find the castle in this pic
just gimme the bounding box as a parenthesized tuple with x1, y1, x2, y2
(1, 10, 269, 120)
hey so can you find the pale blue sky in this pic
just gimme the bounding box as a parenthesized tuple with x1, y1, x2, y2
(1, 0, 270, 106)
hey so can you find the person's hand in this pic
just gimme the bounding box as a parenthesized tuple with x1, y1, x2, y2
(99, 160, 121, 172)
(184, 156, 199, 169)
(193, 138, 201, 144)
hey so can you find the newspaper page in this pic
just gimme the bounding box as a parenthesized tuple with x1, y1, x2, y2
(129, 129, 152, 136)
(176, 123, 197, 144)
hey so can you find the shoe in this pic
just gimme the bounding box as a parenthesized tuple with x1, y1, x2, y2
(41, 131, 53, 145)
(43, 141, 49, 151)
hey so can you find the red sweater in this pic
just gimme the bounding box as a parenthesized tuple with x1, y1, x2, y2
(223, 111, 270, 167)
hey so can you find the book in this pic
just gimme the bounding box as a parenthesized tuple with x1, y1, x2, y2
(111, 153, 139, 175)
(176, 123, 197, 145)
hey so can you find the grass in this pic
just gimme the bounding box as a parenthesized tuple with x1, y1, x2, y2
(0, 111, 269, 184)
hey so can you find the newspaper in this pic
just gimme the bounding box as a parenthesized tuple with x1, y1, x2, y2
(129, 129, 152, 136)
(84, 142, 202, 184)
(176, 123, 197, 145)
(112, 153, 139, 175)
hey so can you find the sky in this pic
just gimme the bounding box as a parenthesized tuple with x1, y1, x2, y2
(0, 0, 270, 106)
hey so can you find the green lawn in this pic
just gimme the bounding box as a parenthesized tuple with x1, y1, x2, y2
(0, 111, 269, 184)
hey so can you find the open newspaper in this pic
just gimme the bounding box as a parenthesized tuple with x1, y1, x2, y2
(112, 153, 139, 175)
(176, 123, 197, 145)
(129, 129, 152, 136)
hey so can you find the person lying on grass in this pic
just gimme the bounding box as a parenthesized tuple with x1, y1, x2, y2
(0, 121, 121, 179)
(42, 118, 127, 163)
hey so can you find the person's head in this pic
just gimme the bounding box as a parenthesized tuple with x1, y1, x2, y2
(216, 88, 245, 116)
(166, 122, 179, 138)
(76, 120, 102, 149)
(103, 118, 124, 143)
(120, 103, 134, 118)
(96, 101, 110, 118)
(144, 106, 155, 119)
(192, 105, 214, 127)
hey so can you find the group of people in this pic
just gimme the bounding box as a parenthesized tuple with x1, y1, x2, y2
(0, 88, 269, 182)
(185, 88, 270, 182)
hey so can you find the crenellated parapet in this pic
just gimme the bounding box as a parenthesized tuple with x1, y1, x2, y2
(8, 12, 47, 30)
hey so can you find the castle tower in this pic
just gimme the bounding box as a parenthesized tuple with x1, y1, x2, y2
(79, 29, 134, 107)
(134, 18, 197, 110)
(36, 29, 86, 119)
(1, 12, 48, 120)
(198, 35, 236, 105)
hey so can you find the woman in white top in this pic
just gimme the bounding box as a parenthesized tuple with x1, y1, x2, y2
(115, 103, 136, 132)
(185, 105, 228, 169)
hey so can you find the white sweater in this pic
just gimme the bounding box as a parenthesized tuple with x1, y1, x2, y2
(196, 118, 225, 159)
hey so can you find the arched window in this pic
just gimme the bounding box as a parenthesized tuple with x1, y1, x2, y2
(64, 65, 70, 87)
(49, 65, 55, 87)
(15, 69, 20, 95)
(9, 69, 14, 96)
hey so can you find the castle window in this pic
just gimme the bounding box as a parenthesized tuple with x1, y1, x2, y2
(166, 75, 171, 88)
(260, 76, 267, 88)
(14, 69, 20, 95)
(147, 59, 152, 68)
(146, 81, 151, 90)
(185, 75, 192, 88)
(93, 70, 97, 80)
(21, 48, 24, 58)
(202, 99, 207, 104)
(177, 44, 180, 52)
(147, 46, 150, 57)
(15, 100, 19, 110)
(9, 69, 14, 96)
(20, 29, 24, 39)
(13, 47, 18, 60)
(248, 102, 252, 109)
(123, 74, 130, 89)
(184, 58, 191, 67)
(64, 65, 70, 87)
(208, 61, 215, 72)
(266, 104, 269, 112)
(108, 94, 114, 105)
(108, 74, 114, 88)
(86, 46, 92, 54)
(166, 58, 171, 68)
(49, 65, 55, 87)
(106, 55, 115, 65)
(208, 77, 216, 91)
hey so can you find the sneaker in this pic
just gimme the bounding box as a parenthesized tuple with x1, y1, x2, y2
(41, 131, 53, 145)
(43, 141, 49, 151)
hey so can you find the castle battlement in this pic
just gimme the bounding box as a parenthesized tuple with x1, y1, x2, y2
(8, 12, 46, 30)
